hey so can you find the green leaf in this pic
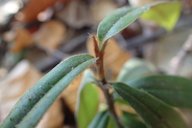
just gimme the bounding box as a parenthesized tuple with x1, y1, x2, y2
(76, 70, 99, 128)
(97, 5, 150, 49)
(113, 82, 187, 128)
(0, 54, 96, 128)
(141, 1, 181, 31)
(117, 58, 156, 83)
(107, 117, 117, 128)
(128, 75, 192, 108)
(115, 58, 155, 105)
(122, 111, 147, 128)
(89, 110, 109, 128)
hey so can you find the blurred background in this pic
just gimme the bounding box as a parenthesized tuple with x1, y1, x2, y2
(0, 0, 192, 128)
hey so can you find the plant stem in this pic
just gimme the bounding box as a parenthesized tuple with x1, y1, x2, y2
(169, 34, 192, 75)
(101, 85, 123, 128)
(92, 36, 123, 128)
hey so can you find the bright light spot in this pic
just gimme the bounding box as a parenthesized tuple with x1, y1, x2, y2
(37, 9, 53, 22)
(2, 1, 19, 14)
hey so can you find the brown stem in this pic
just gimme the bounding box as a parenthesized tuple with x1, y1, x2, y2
(101, 85, 123, 128)
(92, 36, 123, 128)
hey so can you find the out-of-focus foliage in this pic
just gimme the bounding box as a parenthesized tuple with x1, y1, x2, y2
(142, 1, 182, 31)
(76, 70, 99, 128)
(117, 58, 156, 82)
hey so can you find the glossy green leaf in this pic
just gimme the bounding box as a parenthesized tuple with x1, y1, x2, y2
(122, 111, 147, 128)
(97, 5, 150, 49)
(89, 111, 109, 128)
(0, 54, 96, 128)
(113, 82, 187, 128)
(76, 70, 99, 128)
(142, 1, 181, 31)
(117, 58, 156, 83)
(128, 75, 192, 108)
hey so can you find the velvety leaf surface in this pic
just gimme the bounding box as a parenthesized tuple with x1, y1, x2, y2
(113, 82, 187, 128)
(0, 54, 95, 128)
(76, 70, 99, 128)
(97, 5, 149, 49)
(128, 75, 192, 108)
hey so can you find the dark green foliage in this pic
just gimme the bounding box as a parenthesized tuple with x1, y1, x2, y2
(129, 75, 192, 108)
(113, 82, 187, 128)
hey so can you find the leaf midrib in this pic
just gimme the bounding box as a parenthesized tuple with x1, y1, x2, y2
(116, 85, 173, 128)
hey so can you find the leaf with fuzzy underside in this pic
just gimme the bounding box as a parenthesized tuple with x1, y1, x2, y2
(0, 54, 95, 128)
(97, 5, 150, 49)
